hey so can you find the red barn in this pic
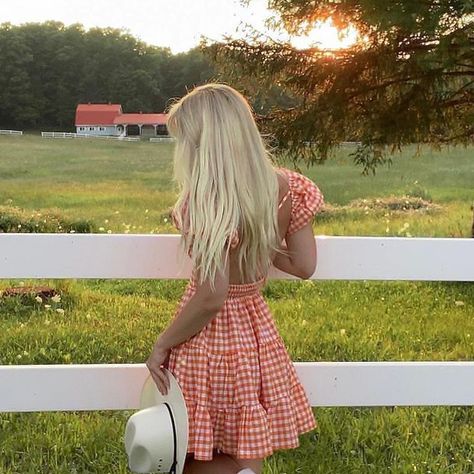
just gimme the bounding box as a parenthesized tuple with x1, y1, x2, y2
(75, 104, 168, 137)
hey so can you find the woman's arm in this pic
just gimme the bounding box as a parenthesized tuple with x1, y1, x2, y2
(146, 249, 230, 395)
(154, 252, 230, 352)
(272, 223, 317, 279)
(154, 289, 226, 352)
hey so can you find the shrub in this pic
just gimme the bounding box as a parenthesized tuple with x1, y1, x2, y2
(0, 205, 96, 233)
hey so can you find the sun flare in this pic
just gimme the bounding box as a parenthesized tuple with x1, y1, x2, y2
(289, 19, 358, 50)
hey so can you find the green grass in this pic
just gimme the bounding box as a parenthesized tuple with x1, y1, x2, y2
(0, 135, 473, 473)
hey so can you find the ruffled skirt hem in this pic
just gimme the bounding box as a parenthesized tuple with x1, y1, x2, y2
(182, 379, 317, 461)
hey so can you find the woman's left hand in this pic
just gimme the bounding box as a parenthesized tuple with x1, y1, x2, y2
(146, 344, 171, 396)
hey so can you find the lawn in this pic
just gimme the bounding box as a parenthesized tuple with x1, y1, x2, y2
(0, 134, 473, 473)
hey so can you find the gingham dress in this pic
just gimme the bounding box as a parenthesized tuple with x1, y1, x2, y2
(167, 167, 324, 461)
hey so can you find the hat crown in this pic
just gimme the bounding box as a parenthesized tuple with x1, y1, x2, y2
(125, 405, 175, 473)
(124, 370, 189, 474)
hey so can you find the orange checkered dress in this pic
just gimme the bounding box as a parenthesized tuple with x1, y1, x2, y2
(167, 167, 324, 461)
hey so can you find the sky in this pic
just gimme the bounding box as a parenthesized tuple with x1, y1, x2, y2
(0, 0, 275, 53)
(0, 0, 358, 53)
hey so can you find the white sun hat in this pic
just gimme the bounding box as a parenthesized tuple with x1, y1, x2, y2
(124, 369, 189, 473)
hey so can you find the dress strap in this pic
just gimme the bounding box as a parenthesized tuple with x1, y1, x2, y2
(278, 188, 291, 210)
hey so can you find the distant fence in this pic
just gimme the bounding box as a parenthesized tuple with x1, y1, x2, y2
(150, 136, 175, 143)
(0, 129, 23, 136)
(41, 131, 140, 141)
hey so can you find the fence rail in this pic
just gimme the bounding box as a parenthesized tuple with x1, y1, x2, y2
(0, 129, 23, 135)
(150, 136, 175, 143)
(0, 234, 473, 412)
(41, 131, 140, 141)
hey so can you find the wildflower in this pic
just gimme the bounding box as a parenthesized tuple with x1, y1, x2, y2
(44, 304, 51, 309)
(51, 294, 61, 303)
(56, 308, 65, 314)
(340, 328, 346, 336)
(99, 227, 105, 231)
(107, 230, 112, 234)
(104, 219, 109, 223)
(455, 300, 465, 306)
(35, 296, 43, 303)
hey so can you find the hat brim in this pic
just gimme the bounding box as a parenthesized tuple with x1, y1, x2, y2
(139, 369, 189, 474)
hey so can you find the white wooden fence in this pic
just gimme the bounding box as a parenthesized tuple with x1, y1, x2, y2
(150, 136, 175, 143)
(41, 131, 140, 141)
(0, 129, 23, 135)
(0, 234, 473, 413)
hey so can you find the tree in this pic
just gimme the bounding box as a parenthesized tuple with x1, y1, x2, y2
(0, 22, 216, 130)
(204, 0, 474, 175)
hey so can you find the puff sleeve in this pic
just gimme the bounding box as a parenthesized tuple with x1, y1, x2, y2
(286, 172, 324, 236)
(170, 208, 181, 231)
(170, 194, 190, 234)
(225, 229, 240, 250)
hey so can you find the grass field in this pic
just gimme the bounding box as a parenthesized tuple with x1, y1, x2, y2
(0, 134, 473, 473)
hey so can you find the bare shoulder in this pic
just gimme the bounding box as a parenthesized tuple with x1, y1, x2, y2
(275, 168, 290, 201)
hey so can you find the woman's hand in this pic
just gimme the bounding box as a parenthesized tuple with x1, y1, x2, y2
(145, 344, 171, 396)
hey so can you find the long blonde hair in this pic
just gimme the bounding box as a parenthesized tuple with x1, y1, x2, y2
(166, 83, 284, 290)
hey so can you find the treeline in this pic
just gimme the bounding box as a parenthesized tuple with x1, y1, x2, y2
(0, 21, 216, 129)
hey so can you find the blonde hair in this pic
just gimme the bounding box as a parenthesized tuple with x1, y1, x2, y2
(166, 83, 284, 291)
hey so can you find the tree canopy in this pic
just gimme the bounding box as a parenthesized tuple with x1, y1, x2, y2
(0, 21, 215, 130)
(205, 0, 474, 174)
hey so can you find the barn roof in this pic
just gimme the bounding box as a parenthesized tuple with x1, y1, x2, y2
(75, 104, 122, 125)
(113, 113, 168, 125)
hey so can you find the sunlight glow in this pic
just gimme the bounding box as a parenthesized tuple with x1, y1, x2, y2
(288, 19, 359, 50)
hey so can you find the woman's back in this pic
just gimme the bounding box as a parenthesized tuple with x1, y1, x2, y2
(172, 166, 324, 285)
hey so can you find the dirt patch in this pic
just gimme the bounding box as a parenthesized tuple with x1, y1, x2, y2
(0, 285, 58, 299)
(320, 196, 443, 215)
(348, 196, 443, 212)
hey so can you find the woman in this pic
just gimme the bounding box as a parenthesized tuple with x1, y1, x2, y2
(146, 83, 324, 474)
